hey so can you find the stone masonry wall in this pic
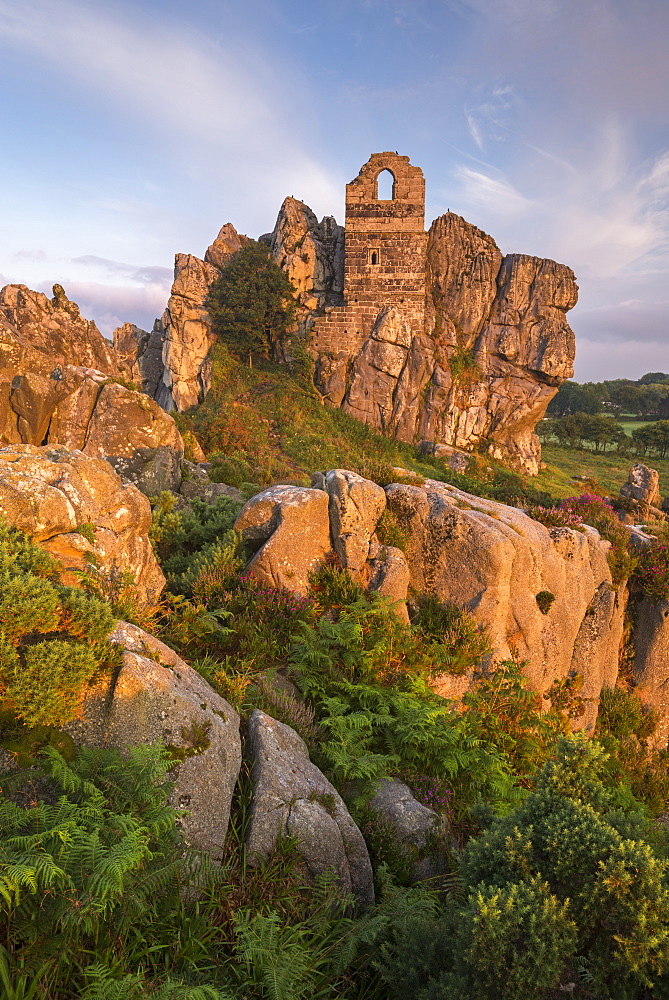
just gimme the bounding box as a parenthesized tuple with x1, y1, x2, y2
(311, 153, 427, 357)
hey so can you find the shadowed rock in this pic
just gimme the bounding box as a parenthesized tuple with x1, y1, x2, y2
(246, 710, 374, 908)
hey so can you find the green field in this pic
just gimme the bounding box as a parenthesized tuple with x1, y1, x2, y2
(618, 416, 653, 435)
(535, 442, 669, 499)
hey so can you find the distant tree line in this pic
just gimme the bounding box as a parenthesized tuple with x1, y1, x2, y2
(542, 373, 669, 457)
(548, 373, 669, 420)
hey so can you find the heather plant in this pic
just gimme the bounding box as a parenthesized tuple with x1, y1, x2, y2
(522, 502, 584, 530)
(559, 492, 637, 584)
(635, 539, 669, 603)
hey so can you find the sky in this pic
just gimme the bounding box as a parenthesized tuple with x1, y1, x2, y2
(0, 0, 667, 382)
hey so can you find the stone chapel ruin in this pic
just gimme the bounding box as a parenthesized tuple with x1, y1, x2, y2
(121, 152, 579, 475)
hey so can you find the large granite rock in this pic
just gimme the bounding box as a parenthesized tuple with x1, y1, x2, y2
(633, 598, 669, 747)
(0, 283, 124, 376)
(385, 478, 623, 727)
(157, 225, 250, 411)
(82, 382, 183, 493)
(113, 320, 165, 398)
(234, 485, 332, 595)
(267, 197, 344, 326)
(0, 445, 165, 603)
(0, 285, 185, 493)
(367, 778, 449, 883)
(620, 463, 661, 517)
(325, 468, 386, 579)
(67, 621, 242, 858)
(326, 214, 576, 475)
(246, 710, 374, 907)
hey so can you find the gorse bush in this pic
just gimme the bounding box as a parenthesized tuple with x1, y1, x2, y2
(0, 520, 116, 727)
(378, 737, 669, 1000)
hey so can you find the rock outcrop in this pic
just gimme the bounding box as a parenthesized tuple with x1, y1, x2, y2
(237, 469, 623, 730)
(620, 463, 661, 518)
(246, 710, 375, 907)
(234, 485, 332, 595)
(385, 477, 621, 725)
(633, 598, 669, 747)
(367, 778, 449, 883)
(67, 621, 242, 857)
(0, 286, 184, 494)
(157, 225, 249, 411)
(235, 473, 411, 614)
(310, 215, 576, 475)
(264, 197, 344, 327)
(0, 283, 124, 376)
(0, 445, 165, 603)
(132, 155, 575, 477)
(113, 320, 165, 398)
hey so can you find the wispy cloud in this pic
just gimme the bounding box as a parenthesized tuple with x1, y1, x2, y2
(0, 0, 340, 221)
(72, 255, 173, 286)
(454, 164, 535, 217)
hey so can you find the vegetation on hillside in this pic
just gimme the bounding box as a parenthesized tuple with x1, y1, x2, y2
(4, 260, 669, 997)
(3, 510, 669, 997)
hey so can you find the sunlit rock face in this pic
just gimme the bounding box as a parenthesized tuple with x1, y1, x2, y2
(156, 225, 250, 412)
(130, 154, 576, 474)
(0, 284, 184, 493)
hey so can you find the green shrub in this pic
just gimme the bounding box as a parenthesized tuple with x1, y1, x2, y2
(150, 493, 244, 588)
(208, 451, 252, 488)
(535, 589, 555, 614)
(378, 737, 669, 1000)
(0, 521, 116, 728)
(634, 539, 669, 603)
(410, 596, 490, 675)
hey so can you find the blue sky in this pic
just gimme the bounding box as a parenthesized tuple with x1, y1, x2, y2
(0, 0, 667, 380)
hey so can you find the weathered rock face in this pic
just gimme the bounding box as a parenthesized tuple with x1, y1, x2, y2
(0, 286, 184, 493)
(234, 485, 332, 595)
(157, 225, 250, 412)
(82, 382, 183, 494)
(384, 478, 623, 727)
(620, 463, 661, 517)
(118, 155, 575, 475)
(67, 621, 242, 858)
(367, 778, 450, 883)
(313, 212, 577, 475)
(325, 469, 387, 579)
(246, 710, 374, 907)
(0, 445, 165, 603)
(0, 283, 124, 376)
(235, 474, 411, 614)
(633, 598, 669, 747)
(266, 197, 344, 324)
(113, 320, 165, 398)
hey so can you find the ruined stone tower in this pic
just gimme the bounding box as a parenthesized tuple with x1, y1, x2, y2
(311, 152, 427, 354)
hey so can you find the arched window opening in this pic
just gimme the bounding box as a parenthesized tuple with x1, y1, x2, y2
(376, 169, 395, 200)
(368, 248, 380, 266)
(371, 251, 378, 265)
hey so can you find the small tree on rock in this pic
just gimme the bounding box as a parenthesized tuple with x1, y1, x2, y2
(206, 241, 297, 365)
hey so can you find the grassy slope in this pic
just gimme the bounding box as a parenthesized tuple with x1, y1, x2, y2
(177, 349, 453, 486)
(178, 350, 666, 501)
(536, 443, 669, 499)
